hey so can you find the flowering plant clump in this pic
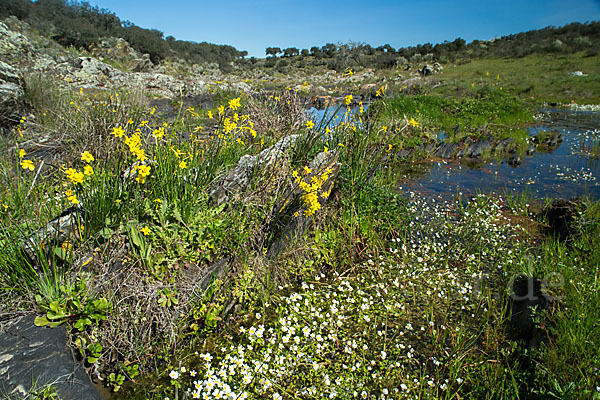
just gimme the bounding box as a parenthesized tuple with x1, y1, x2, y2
(292, 166, 333, 217)
(161, 192, 547, 399)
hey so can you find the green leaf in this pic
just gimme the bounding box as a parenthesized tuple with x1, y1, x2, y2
(53, 247, 66, 260)
(34, 315, 49, 327)
(99, 228, 114, 238)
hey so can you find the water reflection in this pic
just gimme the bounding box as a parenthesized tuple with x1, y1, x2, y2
(399, 109, 600, 199)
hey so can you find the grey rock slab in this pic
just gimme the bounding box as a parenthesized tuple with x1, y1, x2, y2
(0, 315, 103, 399)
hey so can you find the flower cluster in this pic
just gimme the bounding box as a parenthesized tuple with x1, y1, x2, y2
(292, 166, 332, 216)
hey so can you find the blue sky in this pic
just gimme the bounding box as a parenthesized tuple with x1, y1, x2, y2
(88, 0, 600, 58)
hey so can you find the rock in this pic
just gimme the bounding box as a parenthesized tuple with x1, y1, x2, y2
(232, 81, 251, 93)
(33, 54, 57, 72)
(533, 131, 563, 151)
(465, 139, 491, 158)
(22, 206, 84, 264)
(130, 54, 153, 72)
(0, 21, 34, 62)
(434, 142, 458, 159)
(0, 61, 28, 132)
(210, 135, 299, 206)
(507, 152, 521, 167)
(55, 56, 124, 88)
(493, 138, 516, 154)
(542, 198, 581, 241)
(0, 315, 103, 400)
(507, 276, 551, 348)
(418, 65, 433, 76)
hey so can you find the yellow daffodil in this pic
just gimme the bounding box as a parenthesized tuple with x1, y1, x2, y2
(19, 149, 26, 158)
(65, 168, 84, 184)
(81, 151, 94, 163)
(305, 120, 315, 130)
(228, 97, 241, 111)
(344, 95, 353, 105)
(408, 118, 420, 128)
(83, 165, 94, 176)
(112, 126, 125, 138)
(179, 160, 187, 169)
(20, 159, 34, 171)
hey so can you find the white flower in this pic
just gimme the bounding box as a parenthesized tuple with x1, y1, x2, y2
(400, 383, 408, 391)
(169, 370, 179, 380)
(381, 350, 387, 360)
(273, 393, 282, 400)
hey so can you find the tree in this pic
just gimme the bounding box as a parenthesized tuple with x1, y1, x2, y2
(283, 47, 299, 57)
(265, 47, 281, 57)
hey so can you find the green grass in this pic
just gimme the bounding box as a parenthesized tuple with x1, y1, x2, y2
(434, 52, 600, 104)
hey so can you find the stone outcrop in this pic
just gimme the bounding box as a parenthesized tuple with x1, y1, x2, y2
(210, 135, 299, 206)
(0, 61, 28, 132)
(0, 21, 34, 63)
(0, 315, 103, 400)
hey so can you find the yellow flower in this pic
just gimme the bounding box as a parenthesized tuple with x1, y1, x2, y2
(67, 193, 79, 205)
(408, 118, 420, 128)
(83, 165, 94, 176)
(81, 151, 94, 163)
(344, 95, 353, 105)
(20, 159, 34, 171)
(228, 97, 241, 111)
(140, 120, 149, 127)
(62, 241, 72, 252)
(179, 160, 187, 169)
(112, 126, 125, 138)
(150, 107, 156, 115)
(65, 168, 84, 184)
(218, 105, 225, 115)
(19, 149, 26, 158)
(140, 226, 150, 236)
(305, 120, 315, 130)
(152, 127, 165, 141)
(303, 166, 312, 175)
(346, 68, 353, 77)
(208, 111, 213, 119)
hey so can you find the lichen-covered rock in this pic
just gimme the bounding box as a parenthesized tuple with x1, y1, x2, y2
(0, 21, 34, 63)
(0, 61, 28, 132)
(210, 135, 299, 206)
(55, 56, 125, 88)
